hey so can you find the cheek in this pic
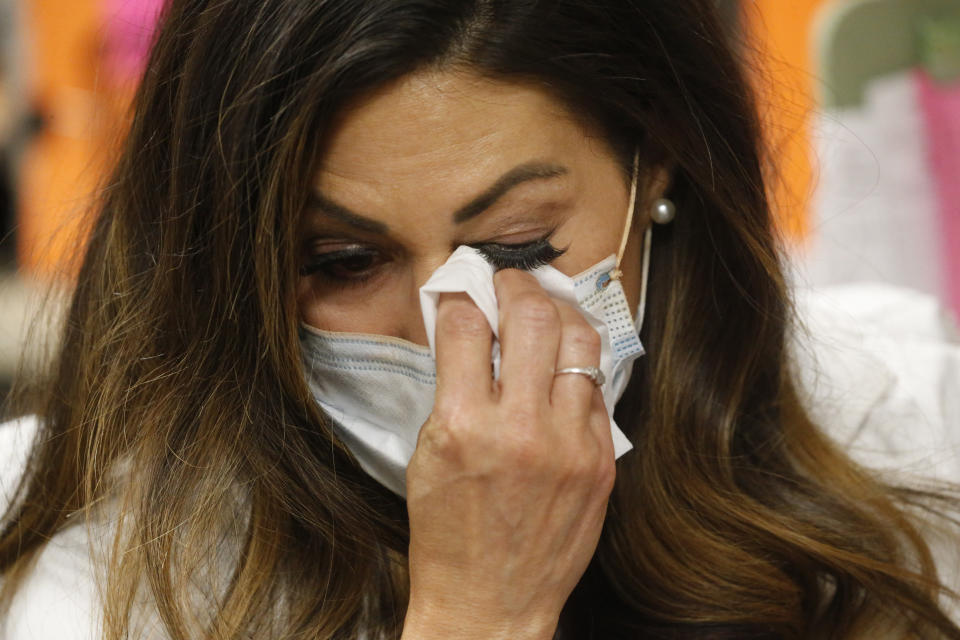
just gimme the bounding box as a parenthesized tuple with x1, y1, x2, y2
(297, 280, 386, 332)
(548, 166, 631, 275)
(296, 272, 427, 340)
(549, 213, 625, 276)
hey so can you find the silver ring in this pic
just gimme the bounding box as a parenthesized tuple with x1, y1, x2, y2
(554, 366, 605, 386)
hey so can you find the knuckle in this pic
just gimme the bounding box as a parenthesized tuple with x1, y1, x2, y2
(564, 323, 601, 356)
(420, 401, 472, 453)
(550, 444, 588, 479)
(596, 457, 617, 494)
(437, 299, 489, 339)
(508, 293, 559, 329)
(429, 393, 460, 424)
(554, 455, 580, 481)
(562, 441, 611, 485)
(574, 452, 600, 481)
(418, 418, 464, 458)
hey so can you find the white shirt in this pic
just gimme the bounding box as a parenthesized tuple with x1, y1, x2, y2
(0, 415, 108, 639)
(2, 284, 959, 638)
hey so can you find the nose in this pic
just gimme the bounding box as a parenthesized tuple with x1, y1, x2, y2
(393, 256, 451, 347)
(395, 291, 429, 346)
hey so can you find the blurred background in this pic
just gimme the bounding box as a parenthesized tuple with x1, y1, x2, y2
(0, 0, 957, 401)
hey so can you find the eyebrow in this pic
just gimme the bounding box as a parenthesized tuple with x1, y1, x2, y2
(451, 162, 568, 223)
(308, 192, 390, 234)
(308, 161, 569, 233)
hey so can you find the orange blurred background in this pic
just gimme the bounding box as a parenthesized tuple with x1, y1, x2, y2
(15, 0, 154, 279)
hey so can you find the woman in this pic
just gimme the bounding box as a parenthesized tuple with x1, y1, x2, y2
(2, 0, 960, 638)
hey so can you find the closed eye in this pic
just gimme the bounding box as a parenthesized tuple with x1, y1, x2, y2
(299, 232, 567, 290)
(469, 233, 566, 271)
(299, 244, 385, 284)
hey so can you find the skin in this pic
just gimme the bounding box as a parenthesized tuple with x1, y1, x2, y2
(298, 69, 669, 639)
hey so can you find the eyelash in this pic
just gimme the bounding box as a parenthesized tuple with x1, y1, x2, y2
(300, 233, 566, 287)
(468, 235, 567, 271)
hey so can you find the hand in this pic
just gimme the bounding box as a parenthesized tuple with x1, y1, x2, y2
(401, 268, 616, 640)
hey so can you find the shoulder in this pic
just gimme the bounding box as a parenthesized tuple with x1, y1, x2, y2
(789, 285, 960, 620)
(0, 415, 108, 639)
(1, 520, 108, 639)
(790, 283, 960, 482)
(0, 416, 221, 640)
(0, 414, 40, 517)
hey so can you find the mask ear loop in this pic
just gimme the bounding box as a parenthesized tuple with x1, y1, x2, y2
(608, 148, 652, 334)
(609, 148, 640, 282)
(635, 226, 652, 335)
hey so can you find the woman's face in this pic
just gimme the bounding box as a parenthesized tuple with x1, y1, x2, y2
(298, 70, 666, 344)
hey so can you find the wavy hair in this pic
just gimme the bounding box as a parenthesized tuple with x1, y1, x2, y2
(3, 0, 959, 638)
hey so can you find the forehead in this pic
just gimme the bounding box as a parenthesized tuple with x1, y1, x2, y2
(316, 70, 593, 193)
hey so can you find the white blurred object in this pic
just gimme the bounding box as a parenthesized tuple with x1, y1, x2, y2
(801, 71, 948, 301)
(0, 272, 63, 391)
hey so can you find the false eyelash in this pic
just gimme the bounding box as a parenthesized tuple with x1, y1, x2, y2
(470, 235, 567, 271)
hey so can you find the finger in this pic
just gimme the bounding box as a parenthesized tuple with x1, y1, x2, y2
(589, 388, 615, 460)
(550, 301, 602, 424)
(434, 292, 495, 403)
(493, 269, 561, 404)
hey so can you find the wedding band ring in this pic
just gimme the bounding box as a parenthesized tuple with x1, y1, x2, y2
(554, 366, 605, 386)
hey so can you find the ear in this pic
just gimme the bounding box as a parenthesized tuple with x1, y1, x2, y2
(633, 164, 674, 231)
(645, 165, 673, 202)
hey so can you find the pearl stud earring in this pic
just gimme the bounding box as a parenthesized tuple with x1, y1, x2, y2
(651, 197, 676, 225)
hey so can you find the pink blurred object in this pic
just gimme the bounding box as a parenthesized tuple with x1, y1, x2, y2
(916, 70, 960, 320)
(100, 0, 166, 84)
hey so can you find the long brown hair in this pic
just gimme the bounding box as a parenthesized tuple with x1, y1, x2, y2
(2, 1, 959, 638)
